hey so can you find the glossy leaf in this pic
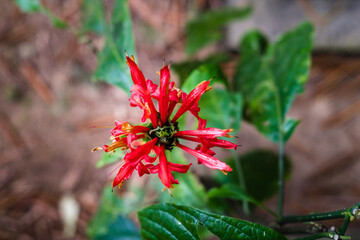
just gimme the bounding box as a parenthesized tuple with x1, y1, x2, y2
(96, 150, 125, 168)
(186, 7, 251, 55)
(138, 203, 287, 240)
(217, 150, 291, 202)
(234, 22, 313, 142)
(93, 0, 135, 93)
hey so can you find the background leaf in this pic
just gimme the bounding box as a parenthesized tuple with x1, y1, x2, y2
(234, 22, 313, 142)
(216, 150, 291, 202)
(138, 203, 287, 240)
(182, 64, 242, 132)
(186, 7, 251, 55)
(93, 0, 135, 93)
(81, 0, 106, 35)
(172, 53, 230, 84)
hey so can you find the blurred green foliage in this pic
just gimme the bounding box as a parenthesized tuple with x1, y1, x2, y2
(186, 6, 252, 55)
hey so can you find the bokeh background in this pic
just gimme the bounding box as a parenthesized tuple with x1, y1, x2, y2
(1, 0, 360, 239)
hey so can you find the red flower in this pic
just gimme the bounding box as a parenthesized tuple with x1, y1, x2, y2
(93, 55, 237, 190)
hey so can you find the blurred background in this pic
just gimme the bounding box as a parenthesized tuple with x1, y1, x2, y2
(1, 0, 360, 239)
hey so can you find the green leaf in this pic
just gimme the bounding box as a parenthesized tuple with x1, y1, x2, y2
(87, 185, 145, 238)
(208, 184, 277, 216)
(138, 203, 287, 240)
(81, 0, 106, 35)
(172, 53, 231, 84)
(182, 64, 242, 132)
(217, 150, 291, 202)
(181, 63, 228, 92)
(186, 7, 252, 55)
(93, 215, 141, 240)
(234, 22, 313, 142)
(199, 88, 242, 132)
(96, 150, 125, 168)
(93, 0, 135, 93)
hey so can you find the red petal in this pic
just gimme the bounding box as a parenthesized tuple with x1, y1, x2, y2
(125, 138, 157, 162)
(126, 56, 147, 89)
(172, 81, 210, 123)
(112, 161, 136, 188)
(176, 143, 232, 172)
(159, 66, 171, 124)
(158, 145, 178, 188)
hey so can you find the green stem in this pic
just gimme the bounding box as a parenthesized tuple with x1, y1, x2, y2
(277, 137, 285, 219)
(280, 202, 360, 224)
(339, 214, 351, 235)
(294, 232, 350, 240)
(232, 152, 250, 215)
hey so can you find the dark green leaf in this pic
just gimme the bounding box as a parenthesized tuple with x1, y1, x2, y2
(172, 53, 231, 84)
(217, 150, 291, 202)
(234, 22, 313, 142)
(93, 215, 141, 240)
(186, 7, 252, 55)
(138, 203, 287, 240)
(96, 150, 125, 168)
(81, 0, 106, 34)
(182, 64, 242, 132)
(93, 0, 135, 93)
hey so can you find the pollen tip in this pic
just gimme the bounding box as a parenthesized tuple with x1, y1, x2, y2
(91, 147, 103, 152)
(118, 181, 125, 189)
(130, 55, 135, 61)
(205, 86, 212, 92)
(156, 71, 160, 76)
(221, 170, 228, 175)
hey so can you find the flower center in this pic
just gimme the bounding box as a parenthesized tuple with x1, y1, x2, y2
(148, 122, 179, 150)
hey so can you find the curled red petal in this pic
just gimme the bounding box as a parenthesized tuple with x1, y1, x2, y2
(172, 81, 210, 123)
(176, 143, 232, 172)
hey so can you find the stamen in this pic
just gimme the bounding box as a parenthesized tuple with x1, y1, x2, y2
(156, 71, 160, 76)
(91, 147, 103, 152)
(221, 170, 228, 175)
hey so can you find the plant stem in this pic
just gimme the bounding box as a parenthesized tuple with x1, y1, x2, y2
(339, 214, 351, 235)
(277, 137, 285, 219)
(294, 232, 350, 240)
(232, 151, 250, 215)
(280, 202, 360, 224)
